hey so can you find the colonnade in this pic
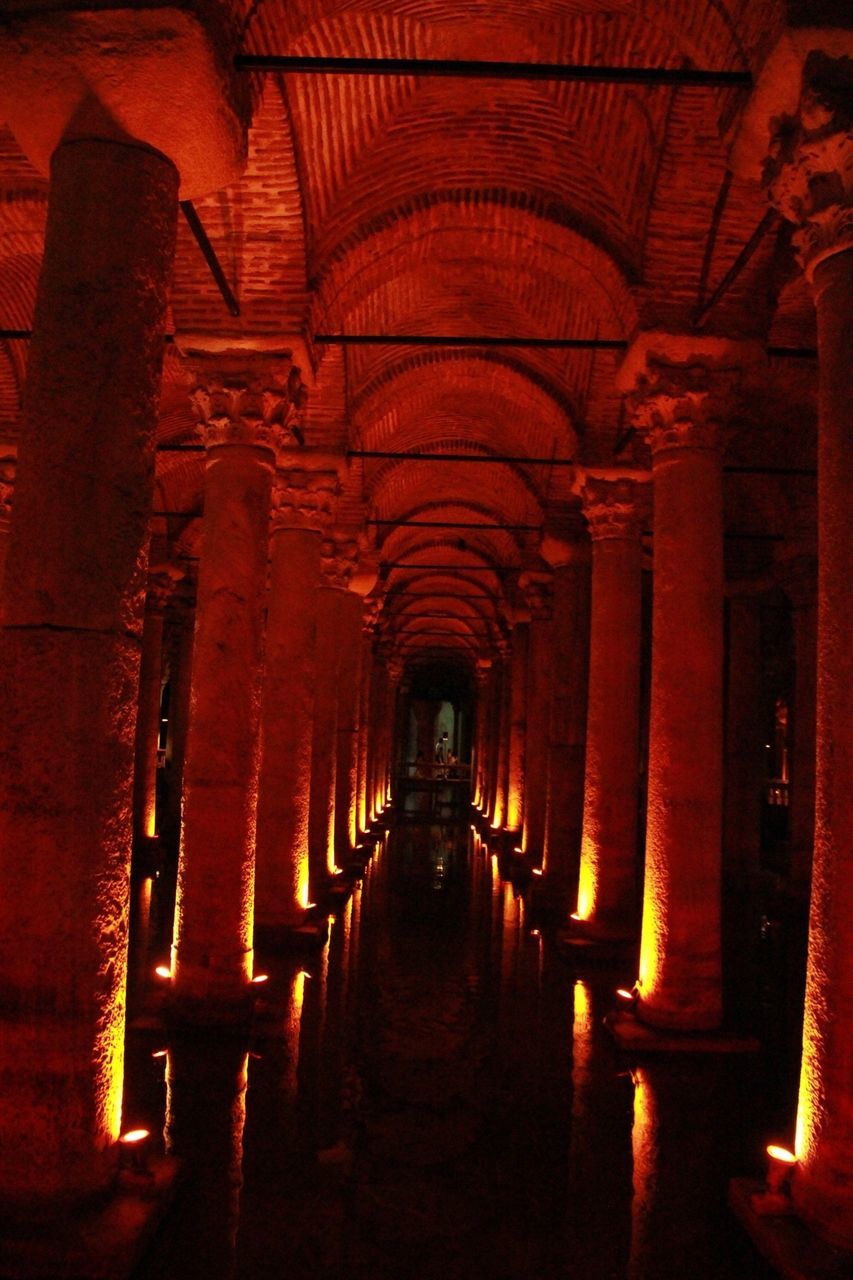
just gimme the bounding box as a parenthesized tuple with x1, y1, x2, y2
(0, 16, 849, 1254)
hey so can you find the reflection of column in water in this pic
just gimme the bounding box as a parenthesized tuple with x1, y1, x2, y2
(498, 882, 523, 1063)
(164, 1038, 248, 1280)
(318, 904, 352, 1152)
(629, 1063, 723, 1280)
(296, 935, 330, 1156)
(566, 981, 632, 1276)
(281, 967, 307, 1119)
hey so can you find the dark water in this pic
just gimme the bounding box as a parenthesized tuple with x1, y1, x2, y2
(126, 824, 782, 1279)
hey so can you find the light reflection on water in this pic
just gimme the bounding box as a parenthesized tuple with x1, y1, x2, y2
(127, 823, 773, 1280)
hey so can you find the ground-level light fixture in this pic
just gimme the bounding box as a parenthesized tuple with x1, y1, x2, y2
(119, 1128, 151, 1173)
(154, 965, 172, 980)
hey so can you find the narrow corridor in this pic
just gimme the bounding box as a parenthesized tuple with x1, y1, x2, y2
(127, 822, 778, 1280)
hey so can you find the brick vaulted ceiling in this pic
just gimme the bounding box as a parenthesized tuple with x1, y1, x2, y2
(0, 0, 826, 671)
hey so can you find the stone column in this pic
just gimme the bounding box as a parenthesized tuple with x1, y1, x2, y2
(760, 56, 853, 1244)
(0, 133, 178, 1205)
(308, 541, 351, 893)
(472, 659, 491, 809)
(493, 643, 513, 830)
(132, 564, 182, 859)
(623, 348, 735, 1031)
(575, 473, 647, 938)
(520, 575, 553, 860)
(172, 356, 300, 1018)
(254, 460, 338, 935)
(161, 581, 196, 855)
(0, 448, 15, 614)
(356, 608, 378, 834)
(333, 538, 365, 858)
(485, 653, 505, 826)
(541, 543, 591, 901)
(506, 620, 529, 836)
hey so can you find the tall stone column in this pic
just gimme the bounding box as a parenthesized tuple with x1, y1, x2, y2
(541, 543, 591, 901)
(333, 538, 366, 858)
(132, 563, 182, 858)
(485, 653, 506, 826)
(172, 356, 300, 1018)
(356, 607, 378, 834)
(622, 347, 736, 1030)
(505, 620, 529, 835)
(520, 575, 553, 860)
(575, 473, 647, 937)
(758, 53, 853, 1243)
(254, 460, 337, 935)
(472, 659, 491, 809)
(0, 133, 178, 1205)
(0, 448, 15, 614)
(161, 580, 196, 854)
(309, 540, 353, 894)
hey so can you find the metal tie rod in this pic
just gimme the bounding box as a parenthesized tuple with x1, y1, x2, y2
(235, 55, 752, 88)
(351, 450, 573, 466)
(316, 333, 626, 350)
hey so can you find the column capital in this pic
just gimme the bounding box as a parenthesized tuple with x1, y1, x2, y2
(321, 532, 360, 589)
(146, 561, 184, 615)
(189, 352, 306, 455)
(627, 359, 738, 455)
(732, 34, 853, 278)
(519, 571, 554, 621)
(271, 465, 339, 536)
(575, 469, 651, 541)
(0, 451, 15, 531)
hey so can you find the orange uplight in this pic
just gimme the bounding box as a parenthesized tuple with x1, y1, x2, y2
(306, 902, 317, 911)
(151, 1049, 168, 1059)
(251, 973, 269, 984)
(513, 846, 522, 855)
(154, 964, 172, 979)
(532, 867, 543, 877)
(616, 987, 636, 1002)
(766, 1144, 797, 1164)
(120, 1128, 150, 1145)
(531, 928, 541, 938)
(570, 911, 581, 921)
(299, 969, 313, 980)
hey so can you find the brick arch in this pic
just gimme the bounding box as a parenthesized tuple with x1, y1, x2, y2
(368, 454, 544, 528)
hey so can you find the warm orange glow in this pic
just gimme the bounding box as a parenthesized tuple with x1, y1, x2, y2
(120, 1128, 150, 1145)
(306, 902, 317, 911)
(616, 987, 636, 1002)
(151, 1048, 168, 1059)
(154, 964, 172, 979)
(767, 1144, 797, 1165)
(575, 855, 594, 921)
(531, 867, 543, 877)
(570, 911, 581, 921)
(332, 866, 344, 876)
(251, 973, 269, 984)
(297, 853, 310, 912)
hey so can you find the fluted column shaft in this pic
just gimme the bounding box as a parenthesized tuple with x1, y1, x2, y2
(335, 588, 365, 856)
(576, 476, 645, 936)
(255, 465, 337, 932)
(521, 578, 553, 859)
(172, 359, 298, 1016)
(309, 585, 343, 892)
(356, 627, 374, 833)
(132, 569, 180, 853)
(0, 135, 178, 1204)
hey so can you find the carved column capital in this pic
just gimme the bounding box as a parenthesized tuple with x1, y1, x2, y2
(271, 466, 339, 535)
(519, 572, 554, 621)
(577, 472, 650, 541)
(765, 52, 853, 277)
(628, 359, 737, 455)
(146, 561, 184, 614)
(321, 532, 360, 589)
(361, 597, 382, 634)
(0, 452, 16, 529)
(188, 352, 306, 455)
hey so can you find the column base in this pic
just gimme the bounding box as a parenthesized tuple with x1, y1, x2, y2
(554, 920, 636, 964)
(728, 1178, 852, 1279)
(604, 1009, 759, 1054)
(0, 1155, 181, 1280)
(254, 916, 328, 951)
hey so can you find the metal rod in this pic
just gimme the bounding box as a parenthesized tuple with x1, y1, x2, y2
(389, 591, 497, 600)
(351, 450, 573, 466)
(369, 519, 541, 531)
(381, 562, 507, 572)
(179, 200, 241, 319)
(235, 55, 752, 88)
(723, 465, 816, 477)
(0, 328, 31, 340)
(157, 444, 206, 452)
(766, 346, 817, 359)
(152, 510, 203, 517)
(692, 208, 778, 327)
(315, 333, 626, 350)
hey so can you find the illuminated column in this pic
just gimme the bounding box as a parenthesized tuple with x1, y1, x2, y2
(723, 594, 763, 879)
(172, 357, 299, 1017)
(0, 132, 178, 1204)
(485, 652, 506, 825)
(506, 620, 529, 834)
(254, 461, 337, 934)
(624, 347, 735, 1030)
(356, 606, 378, 833)
(0, 448, 14, 613)
(785, 555, 818, 887)
(368, 646, 386, 820)
(386, 658, 406, 803)
(541, 542, 591, 900)
(132, 565, 182, 858)
(494, 643, 513, 829)
(575, 473, 647, 936)
(520, 574, 553, 860)
(760, 57, 853, 1243)
(472, 659, 491, 808)
(309, 538, 355, 892)
(334, 538, 366, 857)
(161, 583, 196, 853)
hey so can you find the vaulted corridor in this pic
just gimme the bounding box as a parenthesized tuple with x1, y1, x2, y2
(1, 3, 853, 1276)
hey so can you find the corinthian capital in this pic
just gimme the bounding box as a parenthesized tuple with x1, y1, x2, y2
(271, 467, 339, 535)
(765, 51, 853, 275)
(188, 352, 306, 453)
(321, 532, 360, 589)
(0, 453, 15, 527)
(576, 471, 650, 541)
(628, 359, 738, 455)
